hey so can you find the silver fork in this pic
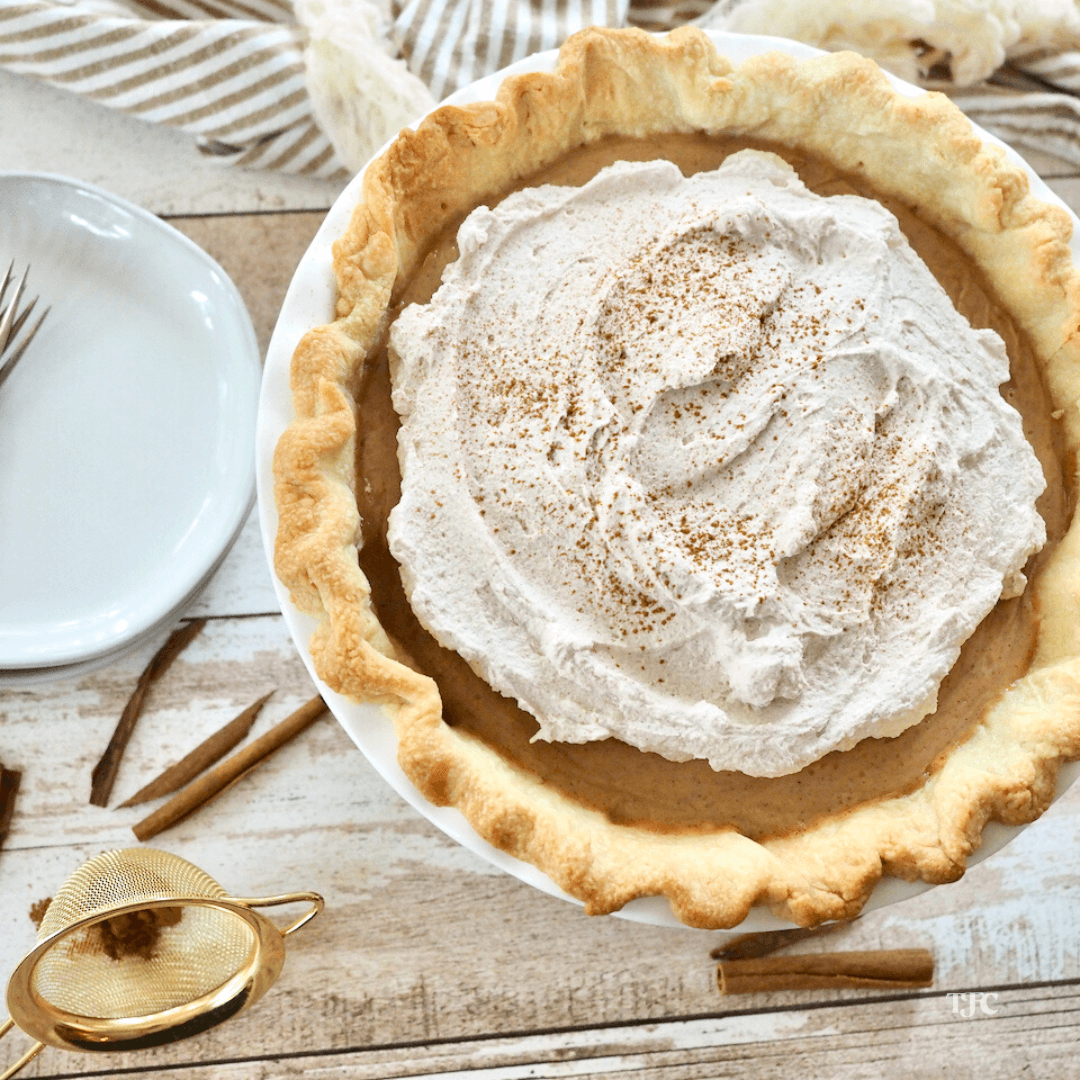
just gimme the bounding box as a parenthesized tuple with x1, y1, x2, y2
(0, 262, 50, 392)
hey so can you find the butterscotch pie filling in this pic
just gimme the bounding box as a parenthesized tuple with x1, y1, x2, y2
(275, 28, 1080, 927)
(354, 131, 1070, 842)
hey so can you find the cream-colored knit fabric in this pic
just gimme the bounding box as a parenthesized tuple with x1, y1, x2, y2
(697, 0, 1080, 86)
(297, 0, 434, 171)
(699, 0, 1080, 165)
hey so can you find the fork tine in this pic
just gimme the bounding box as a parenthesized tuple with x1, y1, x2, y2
(7, 296, 37, 341)
(0, 265, 28, 353)
(0, 304, 49, 392)
(0, 261, 13, 310)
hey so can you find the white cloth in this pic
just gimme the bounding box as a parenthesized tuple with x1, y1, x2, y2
(697, 0, 1080, 86)
(699, 0, 1080, 166)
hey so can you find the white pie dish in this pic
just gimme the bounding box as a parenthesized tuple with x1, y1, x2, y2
(0, 173, 260, 678)
(257, 31, 1080, 930)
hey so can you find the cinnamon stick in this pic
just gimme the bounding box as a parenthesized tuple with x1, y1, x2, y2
(711, 921, 855, 962)
(0, 766, 21, 854)
(132, 694, 328, 841)
(90, 618, 206, 807)
(717, 949, 934, 994)
(118, 691, 274, 807)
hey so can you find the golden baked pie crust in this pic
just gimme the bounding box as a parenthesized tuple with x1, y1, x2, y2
(274, 26, 1080, 928)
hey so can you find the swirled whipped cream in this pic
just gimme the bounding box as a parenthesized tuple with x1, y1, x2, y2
(386, 150, 1046, 777)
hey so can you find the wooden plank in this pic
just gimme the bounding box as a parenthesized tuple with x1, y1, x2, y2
(4, 615, 1080, 1075)
(163, 210, 329, 621)
(166, 212, 327, 361)
(185, 509, 281, 619)
(4, 983, 1080, 1079)
(0, 70, 347, 217)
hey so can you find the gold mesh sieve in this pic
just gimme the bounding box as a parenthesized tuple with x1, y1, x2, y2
(0, 848, 322, 1078)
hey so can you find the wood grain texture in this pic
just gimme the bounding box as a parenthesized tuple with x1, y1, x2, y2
(186, 510, 281, 618)
(4, 612, 1080, 1080)
(4, 983, 1080, 1078)
(89, 618, 207, 806)
(119, 689, 274, 806)
(132, 694, 327, 839)
(167, 212, 327, 360)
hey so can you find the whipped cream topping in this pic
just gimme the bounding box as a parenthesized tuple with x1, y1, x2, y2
(386, 150, 1046, 777)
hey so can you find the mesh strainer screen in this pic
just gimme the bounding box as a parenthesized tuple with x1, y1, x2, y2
(30, 850, 255, 1019)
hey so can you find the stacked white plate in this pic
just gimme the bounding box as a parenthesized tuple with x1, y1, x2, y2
(0, 174, 261, 686)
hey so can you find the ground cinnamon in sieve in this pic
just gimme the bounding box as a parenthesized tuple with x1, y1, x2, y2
(93, 907, 184, 961)
(33, 896, 184, 960)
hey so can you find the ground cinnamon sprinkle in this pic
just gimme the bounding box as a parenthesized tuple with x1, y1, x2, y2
(93, 907, 184, 961)
(28, 896, 51, 928)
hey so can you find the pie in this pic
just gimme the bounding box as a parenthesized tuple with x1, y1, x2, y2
(273, 26, 1080, 928)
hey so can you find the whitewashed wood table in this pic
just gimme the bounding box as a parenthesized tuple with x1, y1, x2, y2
(4, 66, 1080, 1080)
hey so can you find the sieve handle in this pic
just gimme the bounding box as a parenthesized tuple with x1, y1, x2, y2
(232, 891, 324, 936)
(0, 1018, 45, 1080)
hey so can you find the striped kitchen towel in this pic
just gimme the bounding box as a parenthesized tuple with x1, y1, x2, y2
(0, 0, 628, 176)
(7, 0, 1080, 175)
(1, 0, 340, 177)
(951, 48, 1080, 167)
(397, 0, 628, 103)
(0, 0, 440, 177)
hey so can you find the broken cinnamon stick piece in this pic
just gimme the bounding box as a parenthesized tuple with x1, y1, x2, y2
(118, 691, 275, 807)
(132, 694, 328, 841)
(718, 949, 934, 994)
(90, 618, 207, 807)
(0, 766, 22, 855)
(711, 921, 854, 962)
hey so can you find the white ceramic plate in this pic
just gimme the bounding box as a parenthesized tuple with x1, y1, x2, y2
(0, 174, 260, 674)
(257, 32, 1080, 930)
